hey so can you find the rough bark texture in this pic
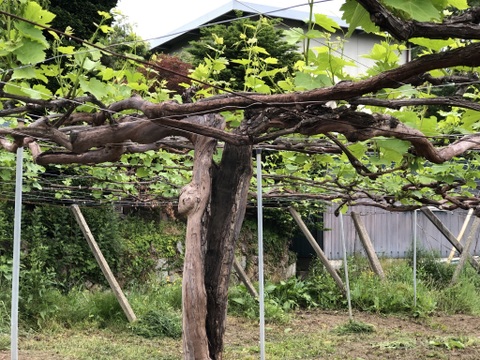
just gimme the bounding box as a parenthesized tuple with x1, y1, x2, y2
(204, 144, 253, 359)
(177, 115, 224, 359)
(178, 133, 215, 360)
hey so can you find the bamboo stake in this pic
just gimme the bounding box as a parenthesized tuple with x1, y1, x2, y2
(451, 216, 480, 284)
(447, 208, 474, 264)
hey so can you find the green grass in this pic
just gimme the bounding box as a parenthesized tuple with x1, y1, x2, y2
(2, 254, 480, 359)
(15, 330, 182, 360)
(3, 313, 479, 360)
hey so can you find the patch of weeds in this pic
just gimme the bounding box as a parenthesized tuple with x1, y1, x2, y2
(0, 333, 9, 351)
(407, 248, 455, 289)
(436, 278, 480, 315)
(130, 278, 182, 313)
(0, 299, 10, 332)
(228, 284, 290, 324)
(428, 336, 476, 350)
(374, 339, 416, 350)
(130, 309, 182, 339)
(264, 334, 336, 359)
(350, 262, 437, 316)
(333, 320, 376, 335)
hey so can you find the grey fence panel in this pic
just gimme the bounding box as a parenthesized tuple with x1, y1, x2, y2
(323, 206, 476, 260)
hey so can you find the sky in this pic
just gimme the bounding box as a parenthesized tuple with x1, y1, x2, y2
(115, 0, 344, 45)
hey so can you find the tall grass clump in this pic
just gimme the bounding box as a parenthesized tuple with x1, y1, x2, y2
(406, 248, 455, 289)
(434, 263, 480, 315)
(349, 261, 436, 316)
(128, 278, 183, 338)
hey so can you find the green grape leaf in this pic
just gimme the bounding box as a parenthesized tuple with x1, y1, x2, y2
(13, 39, 46, 64)
(305, 29, 327, 39)
(448, 0, 468, 10)
(314, 14, 341, 32)
(12, 66, 36, 80)
(262, 57, 279, 65)
(294, 72, 332, 90)
(101, 67, 115, 81)
(376, 138, 411, 163)
(383, 0, 441, 21)
(283, 27, 305, 45)
(231, 59, 250, 66)
(31, 84, 52, 100)
(14, 22, 49, 47)
(56, 46, 75, 54)
(136, 167, 150, 178)
(409, 38, 456, 52)
(0, 39, 23, 56)
(347, 142, 367, 158)
(341, 0, 379, 37)
(79, 77, 108, 99)
(82, 57, 100, 71)
(24, 1, 56, 26)
(460, 110, 480, 133)
(23, 84, 52, 100)
(277, 79, 295, 92)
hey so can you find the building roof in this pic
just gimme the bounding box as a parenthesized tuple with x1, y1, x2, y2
(150, 0, 346, 53)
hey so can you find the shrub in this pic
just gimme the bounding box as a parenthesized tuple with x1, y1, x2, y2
(118, 218, 185, 284)
(0, 201, 186, 291)
(228, 283, 290, 324)
(350, 262, 437, 316)
(306, 258, 346, 310)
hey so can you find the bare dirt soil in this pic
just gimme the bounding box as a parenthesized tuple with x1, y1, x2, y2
(224, 311, 480, 359)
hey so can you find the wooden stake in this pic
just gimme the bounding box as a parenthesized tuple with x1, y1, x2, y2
(289, 207, 346, 295)
(351, 212, 385, 280)
(451, 216, 480, 284)
(233, 257, 258, 298)
(421, 207, 480, 273)
(71, 204, 137, 323)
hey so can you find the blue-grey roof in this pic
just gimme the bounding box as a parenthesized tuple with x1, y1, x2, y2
(149, 0, 347, 50)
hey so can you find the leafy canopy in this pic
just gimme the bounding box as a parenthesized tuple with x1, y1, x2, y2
(0, 1, 480, 212)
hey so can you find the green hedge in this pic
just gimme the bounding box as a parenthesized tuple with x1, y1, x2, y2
(0, 202, 185, 291)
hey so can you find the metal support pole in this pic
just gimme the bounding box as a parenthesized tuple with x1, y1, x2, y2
(339, 212, 353, 320)
(256, 149, 265, 360)
(11, 146, 23, 360)
(413, 209, 417, 308)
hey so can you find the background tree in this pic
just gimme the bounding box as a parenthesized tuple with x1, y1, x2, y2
(47, 0, 118, 40)
(100, 12, 149, 70)
(188, 15, 302, 91)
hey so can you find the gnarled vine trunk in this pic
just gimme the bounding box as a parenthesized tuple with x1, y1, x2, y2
(205, 144, 253, 359)
(179, 132, 217, 360)
(178, 114, 253, 359)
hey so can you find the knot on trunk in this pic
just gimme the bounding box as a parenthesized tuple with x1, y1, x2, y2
(178, 183, 200, 216)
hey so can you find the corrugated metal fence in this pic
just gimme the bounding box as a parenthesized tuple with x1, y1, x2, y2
(323, 206, 480, 260)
